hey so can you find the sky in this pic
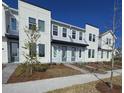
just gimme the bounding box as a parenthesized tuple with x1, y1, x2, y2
(3, 0, 122, 48)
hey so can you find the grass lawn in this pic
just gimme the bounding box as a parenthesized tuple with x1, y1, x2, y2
(7, 64, 81, 83)
(47, 76, 122, 93)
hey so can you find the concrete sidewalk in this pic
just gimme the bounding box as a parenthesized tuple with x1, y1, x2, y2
(2, 63, 18, 84)
(2, 69, 122, 93)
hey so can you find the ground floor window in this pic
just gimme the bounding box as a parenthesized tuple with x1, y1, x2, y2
(29, 43, 36, 57)
(101, 50, 103, 58)
(107, 51, 109, 58)
(88, 49, 95, 58)
(92, 49, 95, 58)
(53, 46, 57, 57)
(88, 49, 91, 58)
(71, 47, 76, 61)
(79, 48, 81, 58)
(38, 44, 45, 57)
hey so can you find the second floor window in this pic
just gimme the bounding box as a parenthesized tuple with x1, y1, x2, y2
(62, 28, 67, 37)
(89, 33, 92, 41)
(93, 34, 95, 42)
(29, 17, 36, 30)
(72, 30, 76, 39)
(38, 20, 45, 32)
(53, 25, 58, 36)
(109, 39, 111, 44)
(11, 18, 17, 31)
(79, 32, 82, 40)
(106, 38, 109, 44)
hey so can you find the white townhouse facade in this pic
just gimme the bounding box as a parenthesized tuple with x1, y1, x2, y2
(2, 0, 116, 63)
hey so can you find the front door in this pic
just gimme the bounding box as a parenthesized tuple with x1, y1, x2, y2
(71, 47, 76, 61)
(10, 42, 19, 62)
(62, 46, 67, 62)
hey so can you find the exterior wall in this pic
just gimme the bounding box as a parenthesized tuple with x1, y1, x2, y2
(2, 5, 6, 36)
(52, 44, 85, 63)
(52, 22, 86, 45)
(19, 1, 51, 63)
(2, 37, 8, 63)
(85, 24, 99, 62)
(98, 50, 112, 62)
(2, 1, 115, 63)
(100, 32, 114, 50)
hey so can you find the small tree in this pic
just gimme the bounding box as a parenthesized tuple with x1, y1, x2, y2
(22, 26, 41, 75)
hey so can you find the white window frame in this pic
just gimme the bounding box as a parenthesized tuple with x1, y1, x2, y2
(53, 25, 58, 36)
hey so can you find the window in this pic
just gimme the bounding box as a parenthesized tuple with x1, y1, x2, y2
(38, 44, 45, 57)
(29, 43, 36, 57)
(106, 38, 109, 44)
(53, 46, 57, 57)
(11, 18, 17, 31)
(107, 51, 109, 58)
(72, 30, 76, 39)
(101, 50, 103, 58)
(93, 34, 95, 42)
(79, 32, 82, 40)
(88, 49, 91, 58)
(79, 49, 81, 58)
(89, 33, 92, 41)
(109, 39, 111, 44)
(29, 17, 36, 30)
(53, 25, 58, 36)
(38, 20, 45, 32)
(62, 28, 67, 37)
(92, 49, 95, 58)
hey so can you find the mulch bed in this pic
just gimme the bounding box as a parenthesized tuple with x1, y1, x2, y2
(7, 64, 81, 83)
(96, 82, 122, 93)
(73, 62, 122, 74)
(2, 64, 6, 69)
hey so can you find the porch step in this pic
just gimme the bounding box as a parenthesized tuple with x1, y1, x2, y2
(64, 64, 89, 74)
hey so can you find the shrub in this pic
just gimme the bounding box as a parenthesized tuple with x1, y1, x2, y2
(33, 63, 48, 72)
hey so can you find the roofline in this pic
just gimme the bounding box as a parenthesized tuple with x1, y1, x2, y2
(2, 2, 18, 12)
(99, 30, 117, 39)
(52, 19, 85, 31)
(85, 23, 99, 29)
(19, 0, 51, 12)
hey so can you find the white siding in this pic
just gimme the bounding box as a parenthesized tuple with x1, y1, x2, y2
(19, 1, 51, 63)
(2, 38, 8, 63)
(85, 24, 99, 62)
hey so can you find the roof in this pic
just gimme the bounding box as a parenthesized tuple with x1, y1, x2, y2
(99, 30, 117, 39)
(52, 19, 85, 32)
(2, 2, 18, 12)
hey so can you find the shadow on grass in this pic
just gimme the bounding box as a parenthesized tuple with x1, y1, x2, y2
(95, 82, 122, 93)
